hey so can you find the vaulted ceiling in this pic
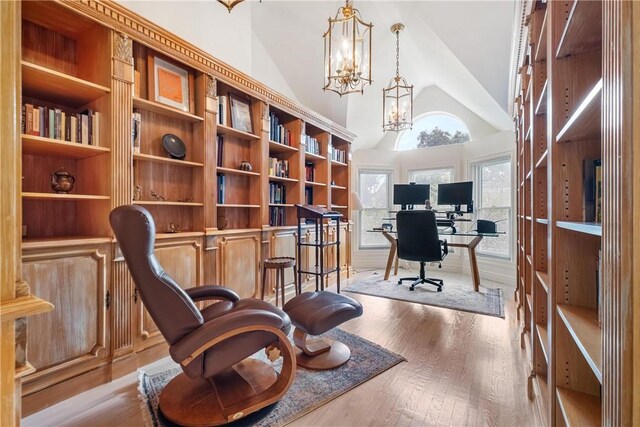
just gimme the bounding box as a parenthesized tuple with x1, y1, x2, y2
(120, 0, 517, 150)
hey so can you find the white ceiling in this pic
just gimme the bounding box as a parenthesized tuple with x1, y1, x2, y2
(250, 1, 516, 149)
(120, 0, 517, 150)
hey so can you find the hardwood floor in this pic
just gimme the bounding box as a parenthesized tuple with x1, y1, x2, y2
(23, 270, 542, 427)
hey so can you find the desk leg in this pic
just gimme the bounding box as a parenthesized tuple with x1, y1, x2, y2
(394, 252, 399, 276)
(382, 231, 397, 281)
(467, 236, 483, 292)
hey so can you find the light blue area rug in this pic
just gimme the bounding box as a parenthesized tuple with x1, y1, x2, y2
(139, 328, 405, 427)
(344, 272, 505, 318)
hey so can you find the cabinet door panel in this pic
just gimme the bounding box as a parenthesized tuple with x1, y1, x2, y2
(135, 239, 202, 348)
(219, 234, 260, 298)
(22, 246, 109, 391)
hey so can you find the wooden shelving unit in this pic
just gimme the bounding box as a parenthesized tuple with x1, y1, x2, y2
(516, 1, 611, 425)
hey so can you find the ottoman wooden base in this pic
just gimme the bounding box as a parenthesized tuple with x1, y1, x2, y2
(294, 339, 351, 370)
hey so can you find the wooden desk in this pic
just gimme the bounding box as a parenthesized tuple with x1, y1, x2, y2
(374, 230, 499, 292)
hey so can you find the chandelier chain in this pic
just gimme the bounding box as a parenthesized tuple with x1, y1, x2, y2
(395, 29, 400, 78)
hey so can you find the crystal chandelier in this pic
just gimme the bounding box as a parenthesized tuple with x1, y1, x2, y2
(217, 0, 244, 13)
(323, 0, 373, 96)
(382, 23, 413, 132)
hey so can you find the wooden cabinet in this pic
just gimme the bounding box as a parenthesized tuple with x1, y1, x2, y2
(10, 0, 355, 415)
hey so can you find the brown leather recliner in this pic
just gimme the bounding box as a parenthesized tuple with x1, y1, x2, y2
(110, 205, 296, 426)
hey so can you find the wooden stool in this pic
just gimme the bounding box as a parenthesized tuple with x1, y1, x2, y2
(260, 257, 297, 307)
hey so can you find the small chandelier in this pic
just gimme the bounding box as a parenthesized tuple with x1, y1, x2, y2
(383, 23, 413, 132)
(217, 0, 244, 13)
(323, 0, 373, 96)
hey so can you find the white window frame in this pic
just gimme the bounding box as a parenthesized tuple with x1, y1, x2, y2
(407, 166, 455, 209)
(472, 156, 513, 260)
(395, 111, 472, 151)
(357, 169, 393, 250)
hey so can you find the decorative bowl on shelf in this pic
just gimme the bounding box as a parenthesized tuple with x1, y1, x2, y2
(162, 134, 186, 160)
(239, 160, 252, 171)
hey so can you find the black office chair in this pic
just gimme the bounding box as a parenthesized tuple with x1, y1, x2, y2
(396, 210, 448, 292)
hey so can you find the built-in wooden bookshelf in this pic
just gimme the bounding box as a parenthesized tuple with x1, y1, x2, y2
(516, 1, 610, 425)
(10, 0, 355, 416)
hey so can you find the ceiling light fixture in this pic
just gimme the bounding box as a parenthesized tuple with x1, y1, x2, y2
(217, 0, 245, 13)
(382, 23, 413, 132)
(323, 0, 373, 96)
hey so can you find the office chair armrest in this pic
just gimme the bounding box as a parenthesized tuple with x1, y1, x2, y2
(170, 309, 287, 366)
(440, 239, 448, 256)
(184, 285, 240, 302)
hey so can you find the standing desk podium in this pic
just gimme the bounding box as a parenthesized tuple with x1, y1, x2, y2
(296, 205, 343, 293)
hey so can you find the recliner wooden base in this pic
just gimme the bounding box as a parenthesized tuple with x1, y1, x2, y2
(159, 359, 283, 426)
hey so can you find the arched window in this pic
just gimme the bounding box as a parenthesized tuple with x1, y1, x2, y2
(395, 112, 471, 151)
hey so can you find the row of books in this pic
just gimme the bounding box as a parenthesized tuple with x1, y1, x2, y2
(132, 112, 141, 153)
(305, 162, 315, 182)
(305, 187, 313, 205)
(583, 158, 602, 222)
(217, 135, 224, 167)
(218, 95, 228, 126)
(302, 134, 321, 155)
(330, 146, 347, 163)
(269, 157, 289, 178)
(217, 174, 226, 204)
(269, 207, 286, 227)
(22, 103, 100, 146)
(269, 113, 291, 145)
(269, 182, 287, 204)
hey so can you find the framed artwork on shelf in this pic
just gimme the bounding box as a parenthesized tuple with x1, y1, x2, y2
(148, 54, 194, 112)
(229, 94, 253, 133)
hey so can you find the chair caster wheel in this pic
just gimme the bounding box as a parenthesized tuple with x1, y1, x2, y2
(397, 281, 402, 285)
(409, 287, 415, 291)
(437, 288, 442, 292)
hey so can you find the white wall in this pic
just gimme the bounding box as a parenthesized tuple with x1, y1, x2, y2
(351, 88, 517, 286)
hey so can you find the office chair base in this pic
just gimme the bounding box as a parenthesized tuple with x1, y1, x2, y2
(160, 358, 291, 426)
(398, 277, 444, 292)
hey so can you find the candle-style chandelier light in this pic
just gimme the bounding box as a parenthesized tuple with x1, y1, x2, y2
(217, 0, 244, 13)
(382, 23, 413, 132)
(323, 0, 373, 96)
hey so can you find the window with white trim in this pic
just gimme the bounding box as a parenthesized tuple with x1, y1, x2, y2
(408, 167, 454, 210)
(396, 113, 471, 151)
(473, 157, 512, 259)
(358, 170, 392, 248)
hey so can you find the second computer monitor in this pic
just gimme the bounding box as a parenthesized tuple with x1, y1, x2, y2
(437, 181, 473, 212)
(393, 183, 430, 210)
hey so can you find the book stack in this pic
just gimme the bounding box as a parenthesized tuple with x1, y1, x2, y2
(269, 182, 287, 204)
(305, 162, 315, 182)
(268, 157, 289, 178)
(330, 146, 346, 163)
(269, 112, 291, 145)
(218, 95, 227, 126)
(302, 134, 320, 155)
(132, 111, 141, 153)
(583, 158, 602, 222)
(269, 207, 285, 226)
(22, 103, 100, 145)
(217, 174, 226, 204)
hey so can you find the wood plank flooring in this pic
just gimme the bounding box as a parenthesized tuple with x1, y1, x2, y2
(23, 270, 542, 426)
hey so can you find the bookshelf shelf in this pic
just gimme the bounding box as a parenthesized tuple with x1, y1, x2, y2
(331, 159, 348, 167)
(536, 323, 549, 363)
(331, 205, 347, 209)
(534, 8, 547, 62)
(22, 134, 110, 159)
(133, 153, 204, 168)
(21, 61, 110, 107)
(21, 236, 112, 250)
(534, 79, 548, 116)
(132, 97, 203, 123)
(217, 204, 260, 208)
(305, 181, 326, 187)
(133, 201, 204, 207)
(556, 387, 601, 426)
(535, 271, 550, 293)
(535, 149, 548, 169)
(331, 185, 347, 190)
(268, 175, 298, 183)
(155, 231, 204, 240)
(304, 152, 326, 161)
(526, 170, 532, 180)
(525, 293, 533, 312)
(556, 79, 602, 143)
(536, 218, 549, 225)
(269, 204, 294, 207)
(556, 221, 602, 236)
(217, 167, 260, 177)
(22, 192, 110, 201)
(557, 304, 602, 382)
(556, 0, 603, 59)
(268, 141, 298, 153)
(217, 124, 260, 141)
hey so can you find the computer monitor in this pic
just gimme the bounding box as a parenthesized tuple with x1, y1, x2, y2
(393, 183, 430, 210)
(437, 181, 473, 212)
